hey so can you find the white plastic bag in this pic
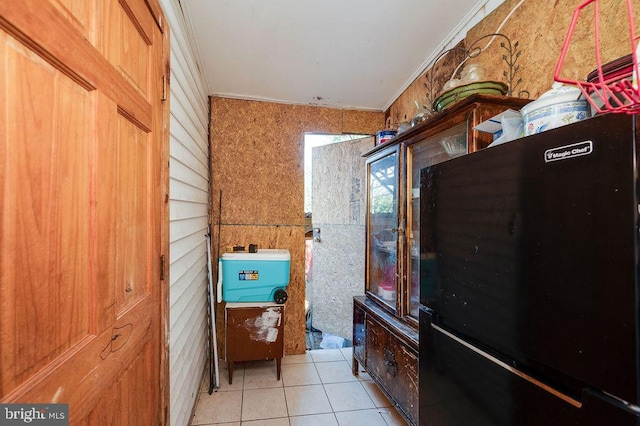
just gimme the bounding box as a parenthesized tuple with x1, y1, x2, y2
(488, 110, 524, 147)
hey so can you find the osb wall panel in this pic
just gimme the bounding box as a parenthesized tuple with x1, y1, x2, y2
(387, 0, 638, 121)
(466, 0, 637, 99)
(342, 109, 386, 135)
(312, 137, 373, 226)
(211, 98, 384, 225)
(210, 97, 384, 355)
(387, 42, 467, 126)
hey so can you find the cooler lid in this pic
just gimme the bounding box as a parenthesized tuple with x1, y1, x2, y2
(221, 248, 290, 261)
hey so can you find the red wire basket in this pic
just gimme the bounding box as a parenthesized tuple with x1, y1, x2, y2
(554, 0, 640, 114)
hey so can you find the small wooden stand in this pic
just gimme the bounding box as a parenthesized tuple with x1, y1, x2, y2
(225, 302, 285, 384)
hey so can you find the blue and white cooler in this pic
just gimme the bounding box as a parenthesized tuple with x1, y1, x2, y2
(217, 249, 291, 304)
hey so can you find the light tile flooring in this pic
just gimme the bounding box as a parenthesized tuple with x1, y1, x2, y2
(191, 348, 408, 426)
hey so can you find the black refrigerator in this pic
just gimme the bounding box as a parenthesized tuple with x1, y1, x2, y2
(418, 112, 640, 425)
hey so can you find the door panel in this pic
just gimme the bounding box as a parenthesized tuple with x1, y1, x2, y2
(0, 29, 92, 394)
(115, 344, 153, 425)
(86, 353, 155, 426)
(51, 0, 95, 42)
(114, 115, 150, 311)
(0, 0, 168, 423)
(310, 136, 373, 340)
(102, 0, 153, 98)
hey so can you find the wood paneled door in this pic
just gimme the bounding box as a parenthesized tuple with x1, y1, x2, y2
(0, 0, 170, 424)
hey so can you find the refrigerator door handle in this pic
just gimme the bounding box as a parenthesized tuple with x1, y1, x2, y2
(431, 323, 583, 409)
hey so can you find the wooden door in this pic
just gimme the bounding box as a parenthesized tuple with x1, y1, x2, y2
(0, 0, 169, 424)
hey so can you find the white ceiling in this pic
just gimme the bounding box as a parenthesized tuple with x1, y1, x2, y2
(183, 0, 504, 111)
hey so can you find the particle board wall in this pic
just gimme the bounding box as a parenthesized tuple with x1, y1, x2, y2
(387, 0, 638, 124)
(387, 42, 468, 126)
(210, 97, 384, 356)
(466, 0, 637, 99)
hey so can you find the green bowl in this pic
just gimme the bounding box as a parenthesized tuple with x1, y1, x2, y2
(434, 81, 508, 112)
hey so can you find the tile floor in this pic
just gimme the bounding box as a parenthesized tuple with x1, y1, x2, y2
(191, 347, 408, 426)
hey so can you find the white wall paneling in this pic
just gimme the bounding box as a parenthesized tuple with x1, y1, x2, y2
(159, 0, 211, 424)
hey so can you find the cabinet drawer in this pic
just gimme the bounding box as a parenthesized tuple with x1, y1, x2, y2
(365, 316, 419, 425)
(387, 336, 419, 425)
(365, 317, 389, 382)
(353, 296, 419, 426)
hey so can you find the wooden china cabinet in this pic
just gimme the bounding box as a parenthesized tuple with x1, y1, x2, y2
(353, 94, 530, 426)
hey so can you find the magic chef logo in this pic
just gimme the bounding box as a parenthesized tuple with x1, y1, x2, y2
(544, 140, 593, 163)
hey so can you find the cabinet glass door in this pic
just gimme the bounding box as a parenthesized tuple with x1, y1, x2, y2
(367, 148, 399, 309)
(407, 122, 467, 317)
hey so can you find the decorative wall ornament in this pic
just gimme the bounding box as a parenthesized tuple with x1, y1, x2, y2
(423, 33, 529, 115)
(467, 33, 529, 98)
(423, 45, 468, 115)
